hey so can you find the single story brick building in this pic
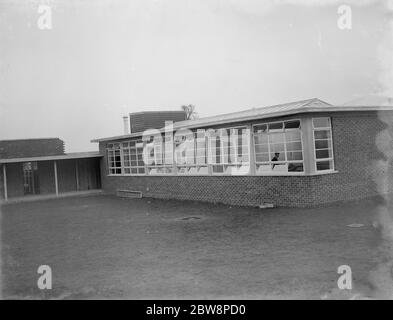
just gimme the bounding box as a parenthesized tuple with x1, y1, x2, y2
(92, 98, 393, 207)
(0, 138, 102, 201)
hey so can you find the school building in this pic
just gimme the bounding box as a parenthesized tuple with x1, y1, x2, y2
(1, 98, 393, 207)
(92, 98, 393, 207)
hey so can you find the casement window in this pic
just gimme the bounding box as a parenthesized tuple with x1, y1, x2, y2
(209, 127, 250, 174)
(312, 117, 334, 171)
(146, 135, 174, 175)
(253, 120, 304, 174)
(122, 140, 145, 175)
(107, 143, 122, 175)
(175, 131, 209, 175)
(106, 117, 337, 177)
(23, 161, 39, 195)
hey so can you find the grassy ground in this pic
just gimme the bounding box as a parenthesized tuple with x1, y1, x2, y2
(0, 194, 389, 299)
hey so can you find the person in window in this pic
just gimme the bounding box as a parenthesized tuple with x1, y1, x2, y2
(271, 152, 280, 169)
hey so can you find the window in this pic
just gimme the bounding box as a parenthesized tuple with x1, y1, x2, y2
(145, 135, 174, 175)
(253, 120, 304, 174)
(23, 161, 39, 195)
(107, 143, 122, 175)
(122, 140, 145, 175)
(175, 131, 209, 174)
(105, 118, 337, 177)
(313, 117, 334, 171)
(209, 127, 250, 174)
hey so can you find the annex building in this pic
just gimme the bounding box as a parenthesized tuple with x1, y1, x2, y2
(0, 138, 102, 202)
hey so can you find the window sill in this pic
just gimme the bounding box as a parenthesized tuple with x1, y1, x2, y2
(107, 172, 340, 177)
(307, 170, 339, 176)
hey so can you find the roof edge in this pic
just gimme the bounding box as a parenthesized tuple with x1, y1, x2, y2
(91, 104, 393, 143)
(0, 151, 103, 164)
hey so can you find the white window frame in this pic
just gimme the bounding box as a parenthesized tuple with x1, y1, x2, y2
(146, 134, 175, 175)
(209, 125, 251, 176)
(312, 117, 335, 172)
(122, 140, 146, 176)
(252, 119, 305, 176)
(107, 143, 122, 175)
(175, 131, 209, 175)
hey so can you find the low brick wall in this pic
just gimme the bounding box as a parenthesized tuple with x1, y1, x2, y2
(103, 175, 315, 207)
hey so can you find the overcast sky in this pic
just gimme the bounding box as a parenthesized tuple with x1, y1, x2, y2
(0, 0, 392, 152)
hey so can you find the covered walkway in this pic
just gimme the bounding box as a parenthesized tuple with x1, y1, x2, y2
(0, 152, 102, 202)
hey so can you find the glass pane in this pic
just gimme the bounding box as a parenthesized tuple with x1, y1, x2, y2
(316, 149, 332, 159)
(254, 134, 268, 144)
(254, 124, 267, 133)
(285, 120, 300, 129)
(315, 139, 329, 149)
(313, 118, 330, 128)
(241, 155, 249, 162)
(124, 168, 131, 174)
(268, 122, 283, 131)
(255, 144, 268, 153)
(288, 162, 304, 172)
(316, 160, 332, 171)
(286, 151, 303, 161)
(255, 153, 270, 162)
(270, 143, 285, 153)
(213, 165, 224, 173)
(314, 130, 331, 140)
(285, 131, 301, 142)
(286, 141, 302, 151)
(269, 133, 285, 143)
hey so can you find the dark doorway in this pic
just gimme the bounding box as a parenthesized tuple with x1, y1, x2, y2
(23, 162, 40, 195)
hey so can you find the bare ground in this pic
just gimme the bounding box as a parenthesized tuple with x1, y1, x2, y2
(0, 194, 388, 299)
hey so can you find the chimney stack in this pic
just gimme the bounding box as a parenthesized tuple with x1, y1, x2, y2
(123, 115, 130, 135)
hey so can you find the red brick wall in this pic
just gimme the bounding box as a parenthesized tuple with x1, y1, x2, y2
(99, 111, 393, 207)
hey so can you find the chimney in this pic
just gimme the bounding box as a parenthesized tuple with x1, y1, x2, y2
(123, 115, 130, 135)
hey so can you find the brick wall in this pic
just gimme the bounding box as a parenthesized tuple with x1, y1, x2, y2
(130, 111, 186, 133)
(99, 111, 393, 207)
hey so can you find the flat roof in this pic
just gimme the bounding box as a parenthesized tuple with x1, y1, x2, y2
(0, 137, 61, 142)
(0, 151, 102, 164)
(91, 98, 393, 143)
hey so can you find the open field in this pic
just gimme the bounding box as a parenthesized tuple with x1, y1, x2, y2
(0, 194, 389, 299)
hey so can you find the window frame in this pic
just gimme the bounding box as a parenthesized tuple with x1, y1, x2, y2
(175, 130, 209, 175)
(252, 119, 305, 175)
(107, 143, 122, 175)
(145, 134, 175, 175)
(208, 125, 251, 176)
(122, 140, 146, 176)
(312, 117, 335, 172)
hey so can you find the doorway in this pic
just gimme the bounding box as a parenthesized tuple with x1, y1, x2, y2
(23, 162, 40, 195)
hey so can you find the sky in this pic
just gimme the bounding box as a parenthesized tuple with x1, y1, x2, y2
(0, 0, 392, 152)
